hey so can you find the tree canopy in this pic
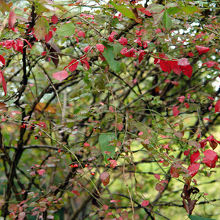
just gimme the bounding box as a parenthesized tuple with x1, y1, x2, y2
(0, 0, 219, 219)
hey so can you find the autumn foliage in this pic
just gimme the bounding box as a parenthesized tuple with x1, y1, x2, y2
(0, 0, 219, 219)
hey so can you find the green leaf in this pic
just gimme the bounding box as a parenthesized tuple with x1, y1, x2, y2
(165, 3, 178, 8)
(167, 7, 181, 15)
(181, 6, 199, 15)
(153, 11, 164, 25)
(99, 133, 117, 160)
(189, 215, 214, 220)
(34, 17, 49, 40)
(109, 1, 135, 19)
(56, 22, 75, 37)
(103, 45, 121, 73)
(113, 43, 123, 56)
(162, 10, 172, 30)
(34, 1, 49, 14)
(147, 4, 164, 13)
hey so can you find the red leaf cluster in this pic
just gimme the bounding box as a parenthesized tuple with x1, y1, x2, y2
(120, 47, 136, 57)
(118, 37, 128, 46)
(155, 54, 193, 78)
(96, 44, 105, 53)
(66, 59, 79, 72)
(172, 106, 179, 116)
(199, 135, 220, 150)
(0, 39, 24, 53)
(138, 7, 152, 16)
(108, 31, 117, 42)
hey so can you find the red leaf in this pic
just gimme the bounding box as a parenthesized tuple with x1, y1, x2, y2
(138, 50, 146, 63)
(184, 149, 190, 156)
(121, 47, 136, 58)
(215, 100, 220, 113)
(172, 106, 179, 116)
(154, 174, 160, 180)
(8, 10, 16, 29)
(118, 37, 128, 46)
(45, 30, 53, 43)
(188, 163, 200, 177)
(110, 199, 120, 203)
(181, 65, 193, 78)
(80, 56, 90, 70)
(143, 40, 148, 48)
(141, 200, 150, 207)
(155, 182, 165, 193)
(184, 103, 190, 109)
(102, 204, 109, 211)
(138, 7, 152, 16)
(108, 31, 117, 42)
(170, 60, 181, 75)
(78, 31, 86, 38)
(84, 45, 91, 53)
(188, 52, 194, 57)
(206, 135, 220, 150)
(160, 60, 172, 73)
(0, 55, 5, 65)
(100, 172, 110, 186)
(37, 169, 46, 176)
(66, 59, 79, 72)
(190, 151, 200, 164)
(71, 190, 80, 196)
(52, 70, 68, 81)
(116, 123, 123, 131)
(196, 45, 210, 55)
(0, 70, 7, 96)
(109, 159, 117, 168)
(51, 15, 58, 24)
(203, 61, 218, 68)
(134, 37, 142, 47)
(177, 58, 192, 77)
(203, 150, 218, 168)
(96, 44, 105, 53)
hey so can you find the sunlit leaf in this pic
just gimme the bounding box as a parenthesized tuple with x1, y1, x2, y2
(103, 45, 121, 73)
(110, 1, 135, 19)
(34, 17, 49, 40)
(162, 10, 172, 30)
(56, 22, 75, 37)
